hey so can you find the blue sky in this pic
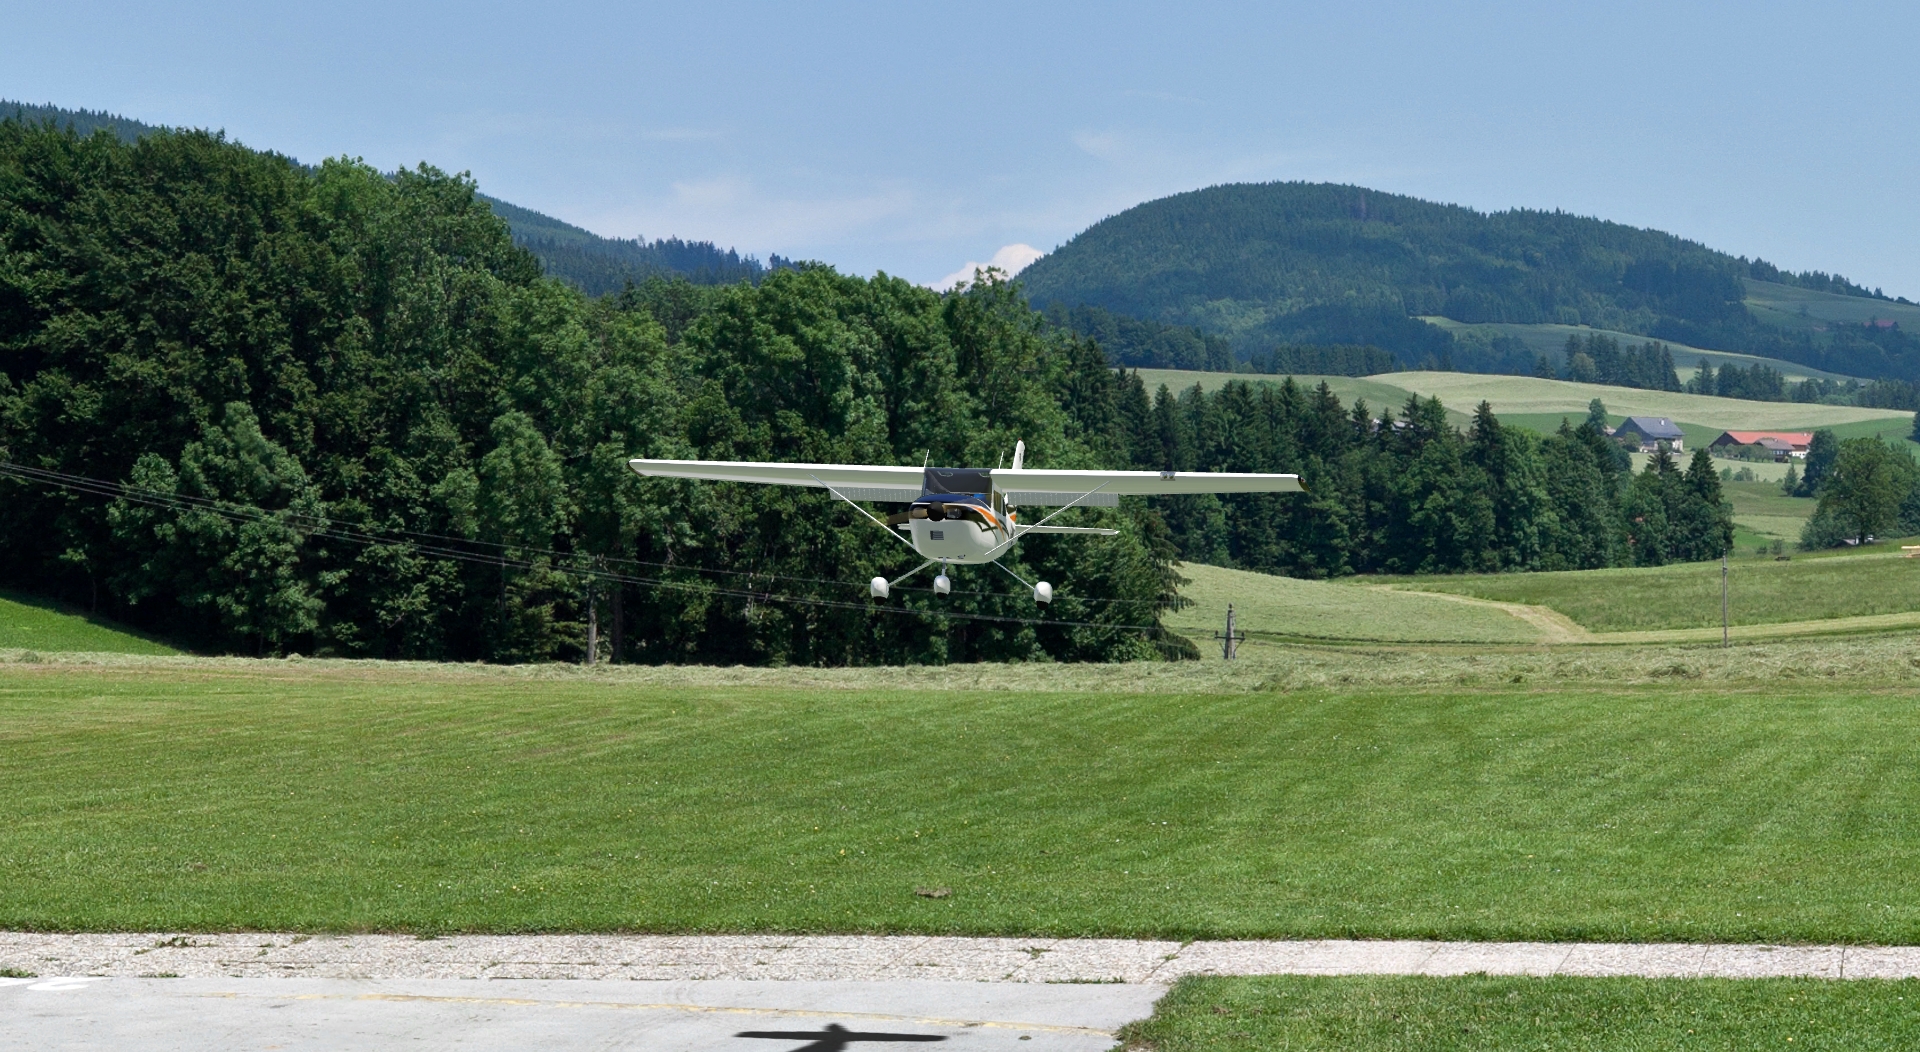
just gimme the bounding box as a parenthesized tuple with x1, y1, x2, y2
(7, 1, 1919, 295)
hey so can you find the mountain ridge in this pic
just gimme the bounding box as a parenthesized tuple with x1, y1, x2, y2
(1018, 181, 1919, 382)
(1, 99, 769, 294)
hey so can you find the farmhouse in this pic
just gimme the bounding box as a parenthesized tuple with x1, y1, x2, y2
(1709, 430, 1814, 461)
(1614, 416, 1686, 452)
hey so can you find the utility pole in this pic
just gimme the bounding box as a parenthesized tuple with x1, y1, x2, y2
(1721, 552, 1729, 649)
(1214, 603, 1244, 660)
(585, 575, 599, 667)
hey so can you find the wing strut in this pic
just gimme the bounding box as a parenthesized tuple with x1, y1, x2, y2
(1014, 482, 1113, 536)
(810, 474, 921, 555)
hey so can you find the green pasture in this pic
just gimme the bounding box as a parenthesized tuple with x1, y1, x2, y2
(1127, 975, 1920, 1051)
(10, 651, 1920, 942)
(1745, 278, 1920, 334)
(0, 592, 177, 655)
(1422, 315, 1864, 383)
(1132, 368, 1911, 443)
(1130, 369, 1419, 412)
(1723, 479, 1815, 543)
(1164, 561, 1544, 647)
(1397, 546, 1920, 633)
(1380, 371, 1910, 431)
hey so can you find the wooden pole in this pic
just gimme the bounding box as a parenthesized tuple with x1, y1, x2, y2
(1224, 603, 1237, 661)
(586, 577, 599, 666)
(1721, 552, 1729, 649)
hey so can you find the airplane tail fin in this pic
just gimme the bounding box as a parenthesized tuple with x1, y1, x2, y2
(1011, 440, 1025, 471)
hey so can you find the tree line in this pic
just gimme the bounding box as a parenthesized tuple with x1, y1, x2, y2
(0, 121, 1192, 664)
(0, 121, 1741, 664)
(1118, 381, 1732, 576)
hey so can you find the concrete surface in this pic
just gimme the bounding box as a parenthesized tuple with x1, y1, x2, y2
(0, 977, 1158, 1052)
(10, 934, 1920, 1050)
(4, 932, 1918, 983)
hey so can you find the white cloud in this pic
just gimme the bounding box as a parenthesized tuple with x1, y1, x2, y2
(930, 244, 1045, 292)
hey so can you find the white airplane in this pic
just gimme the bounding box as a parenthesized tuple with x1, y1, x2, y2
(628, 441, 1303, 605)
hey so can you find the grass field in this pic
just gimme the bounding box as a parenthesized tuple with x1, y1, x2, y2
(1744, 278, 1920, 334)
(1125, 975, 1920, 1051)
(1421, 316, 1865, 383)
(1723, 479, 1814, 543)
(1395, 545, 1920, 633)
(1131, 369, 1421, 413)
(1164, 562, 1547, 647)
(1129, 369, 1912, 449)
(0, 592, 177, 655)
(1379, 372, 1911, 431)
(10, 646, 1920, 941)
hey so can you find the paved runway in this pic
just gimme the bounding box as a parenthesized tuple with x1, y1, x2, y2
(0, 977, 1158, 1052)
(6, 932, 1918, 983)
(10, 933, 1920, 1050)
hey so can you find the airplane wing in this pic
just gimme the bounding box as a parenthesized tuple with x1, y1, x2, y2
(627, 459, 924, 501)
(992, 468, 1303, 505)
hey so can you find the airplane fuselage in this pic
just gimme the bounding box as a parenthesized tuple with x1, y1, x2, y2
(896, 494, 1014, 564)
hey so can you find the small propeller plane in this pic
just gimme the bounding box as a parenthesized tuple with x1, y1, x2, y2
(629, 441, 1302, 605)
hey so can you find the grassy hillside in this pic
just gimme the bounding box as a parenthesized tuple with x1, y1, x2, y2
(1397, 545, 1920, 634)
(1746, 278, 1920, 333)
(0, 592, 178, 655)
(1382, 371, 1910, 430)
(1132, 368, 1915, 446)
(1422, 317, 1866, 383)
(1165, 562, 1549, 648)
(1132, 368, 1411, 407)
(11, 651, 1920, 942)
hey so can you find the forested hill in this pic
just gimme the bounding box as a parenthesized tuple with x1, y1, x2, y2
(0, 120, 1748, 664)
(0, 119, 1188, 665)
(1019, 181, 1920, 382)
(1, 100, 770, 295)
(481, 195, 786, 294)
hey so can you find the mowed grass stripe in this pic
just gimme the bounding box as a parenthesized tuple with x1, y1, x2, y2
(1127, 975, 1920, 1051)
(5, 665, 1920, 941)
(1166, 562, 1546, 646)
(1393, 549, 1920, 632)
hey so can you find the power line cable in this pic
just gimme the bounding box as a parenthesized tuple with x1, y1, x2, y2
(0, 461, 1172, 636)
(0, 461, 1176, 609)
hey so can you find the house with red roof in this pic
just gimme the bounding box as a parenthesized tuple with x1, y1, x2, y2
(1708, 430, 1814, 461)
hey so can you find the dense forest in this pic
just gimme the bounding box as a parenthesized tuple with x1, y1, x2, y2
(1135, 382, 1730, 577)
(1019, 181, 1920, 382)
(2, 100, 772, 297)
(0, 122, 1739, 663)
(0, 120, 1194, 664)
